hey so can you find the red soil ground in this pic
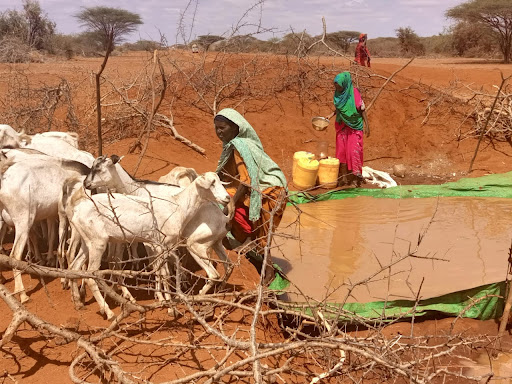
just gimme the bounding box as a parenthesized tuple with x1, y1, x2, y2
(0, 53, 511, 382)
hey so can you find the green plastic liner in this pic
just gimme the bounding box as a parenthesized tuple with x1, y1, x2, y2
(273, 172, 512, 321)
(287, 171, 512, 205)
(278, 281, 506, 322)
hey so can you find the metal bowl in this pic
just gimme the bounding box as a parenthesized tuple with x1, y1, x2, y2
(311, 116, 330, 131)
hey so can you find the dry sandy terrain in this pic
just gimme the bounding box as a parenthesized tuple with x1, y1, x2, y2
(0, 52, 511, 383)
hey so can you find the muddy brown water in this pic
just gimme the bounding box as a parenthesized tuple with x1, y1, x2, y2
(275, 196, 512, 304)
(461, 352, 512, 383)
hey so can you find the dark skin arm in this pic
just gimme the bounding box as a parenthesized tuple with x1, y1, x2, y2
(232, 183, 248, 204)
(362, 110, 370, 138)
(223, 183, 248, 215)
(326, 110, 336, 120)
(325, 109, 370, 137)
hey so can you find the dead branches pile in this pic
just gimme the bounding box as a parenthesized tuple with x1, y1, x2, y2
(0, 69, 80, 134)
(0, 251, 500, 384)
(473, 97, 512, 142)
(462, 81, 512, 142)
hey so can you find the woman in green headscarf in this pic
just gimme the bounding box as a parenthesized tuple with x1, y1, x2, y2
(326, 71, 370, 187)
(214, 108, 287, 286)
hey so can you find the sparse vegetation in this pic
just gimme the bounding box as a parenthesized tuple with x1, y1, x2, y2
(0, 0, 55, 62)
(396, 26, 426, 56)
(447, 0, 512, 63)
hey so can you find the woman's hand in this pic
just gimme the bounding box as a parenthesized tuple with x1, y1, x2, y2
(362, 110, 370, 137)
(325, 111, 335, 120)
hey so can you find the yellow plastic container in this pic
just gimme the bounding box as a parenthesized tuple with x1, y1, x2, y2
(293, 157, 319, 190)
(318, 157, 340, 188)
(292, 151, 315, 180)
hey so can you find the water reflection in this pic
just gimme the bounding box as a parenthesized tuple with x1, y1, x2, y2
(465, 352, 512, 383)
(276, 197, 512, 303)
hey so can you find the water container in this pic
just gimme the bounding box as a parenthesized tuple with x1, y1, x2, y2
(318, 157, 340, 188)
(316, 141, 329, 160)
(293, 157, 319, 190)
(292, 151, 315, 180)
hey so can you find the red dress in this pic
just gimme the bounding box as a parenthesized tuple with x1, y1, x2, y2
(355, 42, 370, 67)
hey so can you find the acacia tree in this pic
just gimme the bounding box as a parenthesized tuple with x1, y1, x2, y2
(325, 30, 360, 53)
(75, 6, 142, 155)
(75, 7, 142, 51)
(395, 26, 425, 56)
(451, 20, 495, 56)
(446, 0, 512, 63)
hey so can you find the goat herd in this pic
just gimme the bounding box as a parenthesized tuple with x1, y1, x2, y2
(0, 125, 234, 320)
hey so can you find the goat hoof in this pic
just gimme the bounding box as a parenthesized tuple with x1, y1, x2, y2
(61, 278, 70, 290)
(79, 287, 86, 302)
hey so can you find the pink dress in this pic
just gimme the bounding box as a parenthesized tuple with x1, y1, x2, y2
(335, 87, 365, 176)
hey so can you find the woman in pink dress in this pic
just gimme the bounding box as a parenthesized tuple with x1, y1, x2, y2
(325, 72, 370, 187)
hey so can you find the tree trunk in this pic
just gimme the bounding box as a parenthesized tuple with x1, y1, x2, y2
(95, 31, 114, 156)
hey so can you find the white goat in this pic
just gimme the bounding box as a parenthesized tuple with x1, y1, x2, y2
(0, 125, 93, 167)
(0, 156, 90, 303)
(38, 131, 79, 148)
(158, 167, 198, 187)
(0, 124, 79, 148)
(0, 148, 78, 265)
(362, 166, 398, 189)
(83, 156, 234, 300)
(65, 172, 231, 320)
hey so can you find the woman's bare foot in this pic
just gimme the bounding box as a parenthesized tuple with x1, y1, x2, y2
(262, 264, 276, 286)
(355, 175, 365, 188)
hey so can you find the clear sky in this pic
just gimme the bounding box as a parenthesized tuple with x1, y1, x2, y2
(0, 0, 466, 43)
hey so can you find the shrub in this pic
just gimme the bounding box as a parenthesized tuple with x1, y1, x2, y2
(396, 27, 425, 56)
(0, 36, 31, 63)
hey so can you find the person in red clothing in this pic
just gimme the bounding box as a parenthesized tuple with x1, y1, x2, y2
(355, 33, 370, 67)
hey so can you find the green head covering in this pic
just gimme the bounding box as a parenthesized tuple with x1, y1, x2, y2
(333, 72, 363, 130)
(215, 108, 287, 221)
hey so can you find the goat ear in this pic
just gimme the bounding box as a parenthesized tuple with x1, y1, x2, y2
(110, 154, 121, 164)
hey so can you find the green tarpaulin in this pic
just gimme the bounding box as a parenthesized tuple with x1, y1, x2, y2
(274, 172, 512, 321)
(288, 171, 512, 205)
(278, 281, 506, 322)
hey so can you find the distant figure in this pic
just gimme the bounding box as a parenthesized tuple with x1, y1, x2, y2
(191, 44, 199, 53)
(355, 33, 371, 67)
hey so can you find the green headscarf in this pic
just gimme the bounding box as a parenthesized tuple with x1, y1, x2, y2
(333, 72, 364, 131)
(215, 108, 287, 221)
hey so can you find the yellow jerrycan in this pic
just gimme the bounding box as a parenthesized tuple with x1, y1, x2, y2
(293, 157, 319, 190)
(292, 151, 315, 180)
(318, 157, 340, 188)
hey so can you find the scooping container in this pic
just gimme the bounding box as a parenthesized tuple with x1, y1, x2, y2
(311, 117, 330, 131)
